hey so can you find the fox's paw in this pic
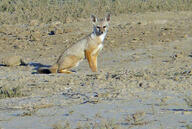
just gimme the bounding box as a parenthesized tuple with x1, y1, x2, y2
(59, 69, 76, 74)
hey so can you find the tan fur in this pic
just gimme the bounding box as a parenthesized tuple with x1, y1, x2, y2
(38, 14, 110, 74)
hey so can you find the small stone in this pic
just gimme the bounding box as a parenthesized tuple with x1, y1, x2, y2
(65, 17, 73, 23)
(181, 34, 188, 38)
(137, 22, 141, 24)
(51, 21, 62, 27)
(55, 28, 63, 34)
(173, 52, 184, 58)
(183, 111, 192, 115)
(132, 112, 145, 122)
(13, 44, 22, 49)
(189, 70, 192, 75)
(97, 73, 105, 80)
(63, 28, 73, 33)
(48, 31, 55, 35)
(31, 31, 41, 41)
(30, 20, 39, 26)
(162, 32, 166, 36)
(2, 56, 23, 67)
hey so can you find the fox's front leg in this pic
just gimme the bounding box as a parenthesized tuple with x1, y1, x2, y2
(85, 50, 93, 70)
(85, 50, 98, 72)
(91, 50, 100, 72)
(91, 55, 98, 72)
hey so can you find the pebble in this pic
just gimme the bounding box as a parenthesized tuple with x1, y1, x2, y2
(30, 20, 39, 26)
(2, 55, 26, 67)
(55, 28, 63, 34)
(31, 31, 41, 41)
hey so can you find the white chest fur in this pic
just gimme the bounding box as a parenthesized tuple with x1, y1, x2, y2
(92, 44, 103, 55)
(99, 33, 106, 42)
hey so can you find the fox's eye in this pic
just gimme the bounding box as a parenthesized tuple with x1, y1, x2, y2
(103, 26, 106, 28)
(96, 26, 100, 29)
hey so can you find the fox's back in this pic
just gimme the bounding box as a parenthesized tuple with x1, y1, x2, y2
(57, 38, 88, 64)
(66, 38, 88, 57)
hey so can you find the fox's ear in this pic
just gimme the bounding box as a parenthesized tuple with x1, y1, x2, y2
(105, 13, 111, 22)
(91, 15, 97, 23)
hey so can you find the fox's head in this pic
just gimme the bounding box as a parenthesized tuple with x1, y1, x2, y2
(91, 14, 110, 36)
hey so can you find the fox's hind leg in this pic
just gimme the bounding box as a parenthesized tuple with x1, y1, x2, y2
(57, 55, 81, 74)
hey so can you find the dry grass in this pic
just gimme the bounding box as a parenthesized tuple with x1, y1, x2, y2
(0, 0, 192, 24)
(52, 119, 121, 129)
(184, 95, 192, 108)
(186, 124, 192, 129)
(0, 86, 25, 99)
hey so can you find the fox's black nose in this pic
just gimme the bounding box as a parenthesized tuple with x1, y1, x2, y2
(96, 30, 103, 36)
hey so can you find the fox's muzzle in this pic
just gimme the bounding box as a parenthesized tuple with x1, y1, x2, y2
(96, 28, 104, 35)
(99, 27, 104, 33)
(99, 31, 103, 34)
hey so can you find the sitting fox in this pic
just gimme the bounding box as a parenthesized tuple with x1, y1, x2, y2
(38, 14, 111, 74)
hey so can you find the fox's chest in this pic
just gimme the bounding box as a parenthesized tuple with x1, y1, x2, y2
(99, 33, 106, 42)
(92, 43, 103, 55)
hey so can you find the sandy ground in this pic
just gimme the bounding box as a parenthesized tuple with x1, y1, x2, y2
(0, 12, 192, 129)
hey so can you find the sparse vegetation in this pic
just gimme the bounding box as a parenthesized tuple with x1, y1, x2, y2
(52, 111, 150, 129)
(184, 96, 192, 107)
(52, 121, 71, 129)
(17, 109, 37, 117)
(0, 86, 25, 99)
(124, 112, 150, 126)
(0, 0, 192, 24)
(52, 119, 121, 129)
(186, 124, 192, 129)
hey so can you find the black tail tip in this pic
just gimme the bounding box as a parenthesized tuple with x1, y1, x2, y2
(38, 68, 52, 74)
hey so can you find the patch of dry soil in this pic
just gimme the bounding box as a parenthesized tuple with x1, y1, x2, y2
(0, 12, 192, 129)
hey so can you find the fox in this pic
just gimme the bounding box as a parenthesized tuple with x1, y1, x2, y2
(38, 13, 111, 74)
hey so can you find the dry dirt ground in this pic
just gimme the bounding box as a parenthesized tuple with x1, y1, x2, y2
(0, 12, 192, 129)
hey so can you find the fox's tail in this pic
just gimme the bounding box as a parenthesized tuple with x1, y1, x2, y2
(37, 64, 58, 74)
